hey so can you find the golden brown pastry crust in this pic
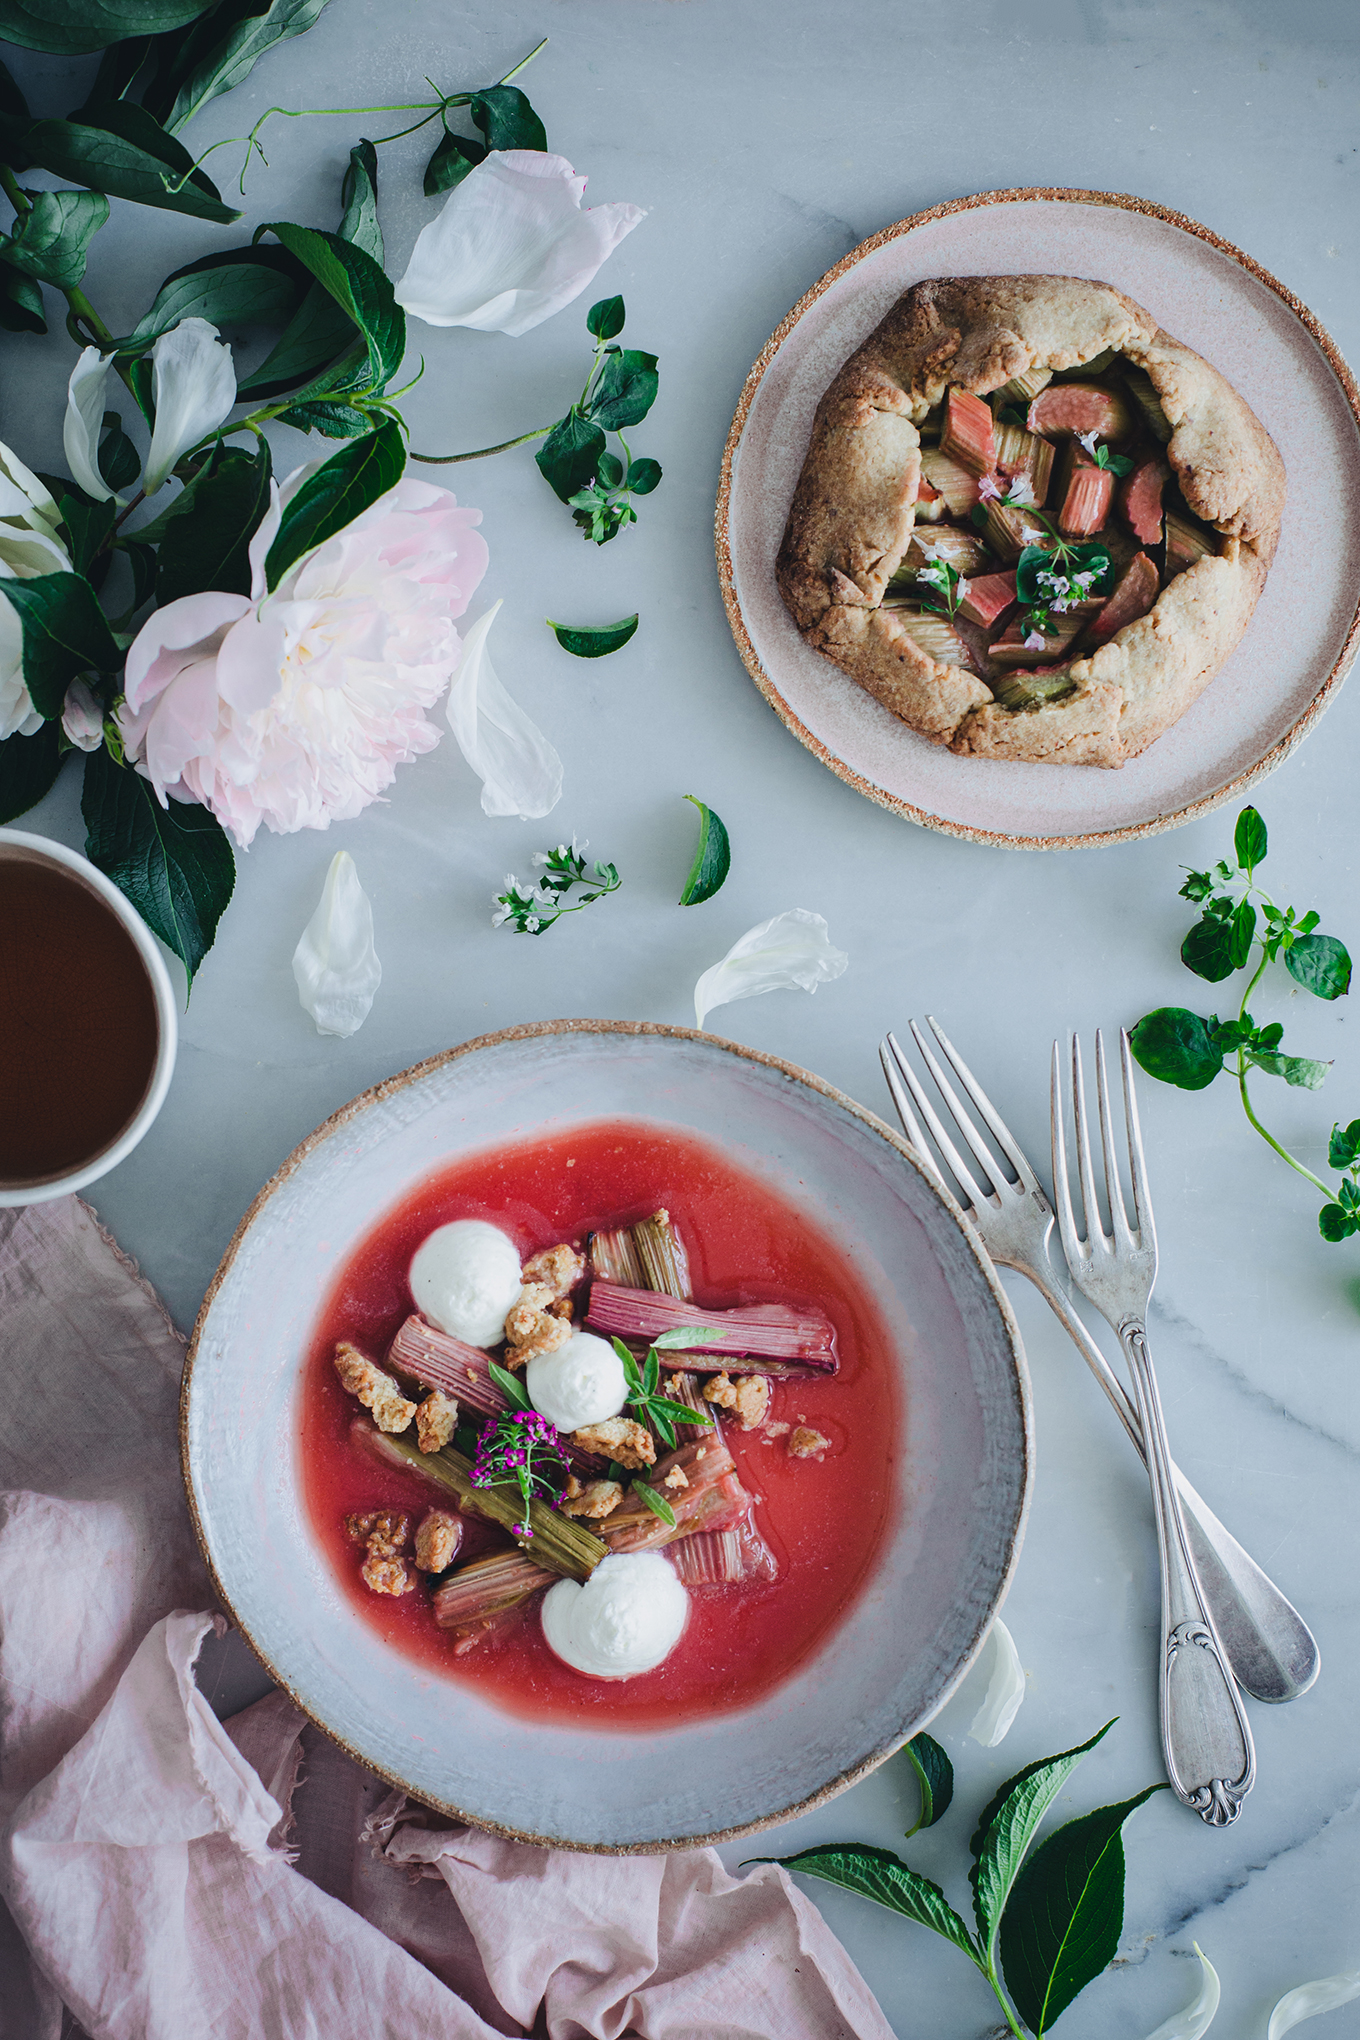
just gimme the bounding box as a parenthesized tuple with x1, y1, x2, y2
(775, 275, 1285, 768)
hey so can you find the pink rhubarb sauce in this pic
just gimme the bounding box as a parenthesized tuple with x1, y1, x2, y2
(301, 1119, 899, 1728)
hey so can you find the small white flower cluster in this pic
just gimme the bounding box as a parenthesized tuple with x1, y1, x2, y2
(1033, 564, 1100, 615)
(1075, 427, 1101, 458)
(1004, 474, 1037, 508)
(491, 875, 554, 932)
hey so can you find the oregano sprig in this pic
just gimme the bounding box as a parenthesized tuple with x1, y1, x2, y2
(1130, 805, 1357, 1241)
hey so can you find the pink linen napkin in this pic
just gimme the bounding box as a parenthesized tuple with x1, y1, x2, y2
(0, 1197, 894, 2040)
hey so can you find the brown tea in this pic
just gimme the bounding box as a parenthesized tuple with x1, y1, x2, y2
(0, 851, 160, 1186)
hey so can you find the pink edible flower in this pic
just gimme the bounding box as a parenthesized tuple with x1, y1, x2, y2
(1023, 629, 1046, 650)
(977, 472, 1004, 503)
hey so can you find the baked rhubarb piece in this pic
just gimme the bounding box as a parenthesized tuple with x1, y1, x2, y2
(958, 571, 1018, 632)
(775, 273, 1284, 768)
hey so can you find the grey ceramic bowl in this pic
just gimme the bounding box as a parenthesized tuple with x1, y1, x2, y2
(183, 1021, 1031, 1852)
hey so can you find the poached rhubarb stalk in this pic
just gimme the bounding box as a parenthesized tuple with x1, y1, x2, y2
(585, 1281, 839, 1372)
(939, 387, 996, 476)
(602, 1435, 754, 1552)
(350, 1415, 607, 1581)
(588, 1209, 692, 1294)
(666, 1373, 778, 1583)
(387, 1314, 509, 1418)
(433, 1550, 554, 1650)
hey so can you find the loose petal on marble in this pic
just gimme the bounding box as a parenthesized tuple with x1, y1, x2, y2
(693, 908, 848, 1031)
(1268, 1971, 1360, 2039)
(64, 347, 120, 503)
(966, 1616, 1026, 1747)
(445, 597, 563, 819)
(292, 851, 381, 1038)
(395, 150, 644, 337)
(1142, 1945, 1220, 2039)
(143, 318, 237, 496)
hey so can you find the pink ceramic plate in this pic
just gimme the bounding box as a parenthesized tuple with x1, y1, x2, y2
(716, 188, 1360, 850)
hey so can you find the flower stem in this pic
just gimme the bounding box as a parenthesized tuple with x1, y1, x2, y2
(410, 424, 553, 464)
(0, 162, 30, 218)
(983, 1962, 1027, 2040)
(1236, 1060, 1331, 1196)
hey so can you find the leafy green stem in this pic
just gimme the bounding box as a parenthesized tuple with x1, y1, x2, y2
(983, 1962, 1027, 2039)
(410, 424, 554, 464)
(1236, 1061, 1331, 1196)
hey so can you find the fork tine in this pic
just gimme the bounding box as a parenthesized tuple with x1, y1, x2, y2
(1050, 1039, 1085, 1266)
(1070, 1035, 1107, 1245)
(878, 1039, 949, 1201)
(909, 1021, 1006, 1192)
(881, 1030, 988, 1212)
(1119, 1027, 1157, 1249)
(924, 1015, 1044, 1197)
(1094, 1029, 1133, 1244)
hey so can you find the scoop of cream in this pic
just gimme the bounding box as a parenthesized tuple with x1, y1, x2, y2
(541, 1553, 689, 1679)
(525, 1330, 626, 1431)
(409, 1219, 522, 1347)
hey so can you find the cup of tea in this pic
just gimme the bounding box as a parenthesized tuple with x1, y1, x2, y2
(0, 827, 178, 1206)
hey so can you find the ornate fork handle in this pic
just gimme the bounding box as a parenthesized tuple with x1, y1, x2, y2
(1119, 1315, 1256, 1826)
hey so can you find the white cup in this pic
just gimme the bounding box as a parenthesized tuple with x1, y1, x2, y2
(0, 827, 178, 1206)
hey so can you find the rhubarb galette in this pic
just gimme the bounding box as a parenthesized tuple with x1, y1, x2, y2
(775, 275, 1285, 767)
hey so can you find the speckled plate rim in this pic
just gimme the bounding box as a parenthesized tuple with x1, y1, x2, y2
(182, 1018, 1032, 1854)
(715, 186, 1360, 853)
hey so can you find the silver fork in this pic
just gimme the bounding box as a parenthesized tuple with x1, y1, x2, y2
(880, 1020, 1318, 1707)
(1053, 1029, 1255, 1825)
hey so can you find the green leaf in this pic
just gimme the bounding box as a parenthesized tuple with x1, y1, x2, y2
(679, 793, 731, 906)
(57, 490, 116, 576)
(611, 1336, 645, 1394)
(264, 418, 404, 591)
(904, 1732, 954, 1835)
(149, 0, 334, 134)
(648, 1406, 676, 1450)
(1328, 1120, 1360, 1170)
(235, 291, 360, 401)
(82, 745, 234, 988)
(768, 1845, 979, 1963)
(274, 398, 373, 438)
(117, 536, 156, 617)
(631, 1480, 676, 1527)
(546, 613, 638, 659)
(1247, 1050, 1330, 1091)
(1129, 1009, 1225, 1091)
(586, 295, 625, 341)
(969, 1720, 1116, 1964)
(1234, 805, 1268, 872)
(0, 570, 122, 718)
(487, 1358, 531, 1410)
(999, 1785, 1163, 2034)
(1179, 868, 1214, 902)
(469, 83, 546, 152)
(1181, 913, 1239, 983)
(99, 409, 140, 491)
(0, 0, 210, 54)
(627, 455, 662, 495)
(1228, 898, 1257, 969)
(126, 244, 305, 349)
(0, 719, 63, 821)
(648, 1396, 714, 1428)
(88, 31, 151, 101)
(595, 450, 623, 489)
(535, 410, 606, 504)
(587, 347, 659, 430)
(651, 1325, 726, 1349)
(1, 187, 108, 287)
(156, 442, 271, 604)
(422, 127, 484, 196)
(0, 52, 30, 117)
(643, 1344, 659, 1397)
(1285, 932, 1351, 1002)
(256, 222, 403, 392)
(0, 258, 46, 333)
(338, 136, 382, 263)
(1318, 1201, 1358, 1243)
(20, 104, 239, 223)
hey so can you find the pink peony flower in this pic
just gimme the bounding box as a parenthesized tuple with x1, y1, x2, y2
(119, 470, 489, 846)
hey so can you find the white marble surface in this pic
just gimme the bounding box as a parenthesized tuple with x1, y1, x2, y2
(8, 1, 1360, 2033)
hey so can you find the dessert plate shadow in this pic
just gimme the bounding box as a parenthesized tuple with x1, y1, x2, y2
(182, 1021, 1031, 1852)
(716, 187, 1360, 850)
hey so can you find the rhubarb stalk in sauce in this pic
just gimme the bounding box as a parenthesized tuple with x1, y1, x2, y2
(302, 1119, 899, 1728)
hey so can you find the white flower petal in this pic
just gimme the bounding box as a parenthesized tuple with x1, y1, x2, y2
(143, 318, 237, 496)
(445, 598, 563, 818)
(61, 676, 104, 752)
(396, 149, 644, 337)
(1144, 1946, 1221, 2040)
(693, 908, 848, 1031)
(967, 1617, 1026, 1747)
(292, 851, 381, 1038)
(64, 348, 119, 503)
(1268, 1971, 1360, 2039)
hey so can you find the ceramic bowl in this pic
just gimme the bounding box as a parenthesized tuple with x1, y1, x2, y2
(183, 1022, 1031, 1851)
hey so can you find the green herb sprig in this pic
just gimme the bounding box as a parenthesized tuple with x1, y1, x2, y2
(914, 550, 968, 621)
(609, 1334, 717, 1450)
(758, 1720, 1163, 2038)
(1130, 805, 1357, 1241)
(413, 296, 662, 545)
(492, 838, 621, 935)
(1089, 442, 1134, 477)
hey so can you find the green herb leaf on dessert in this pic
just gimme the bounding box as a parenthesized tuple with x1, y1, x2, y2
(630, 1479, 676, 1527)
(488, 1359, 532, 1411)
(679, 795, 731, 906)
(546, 613, 638, 658)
